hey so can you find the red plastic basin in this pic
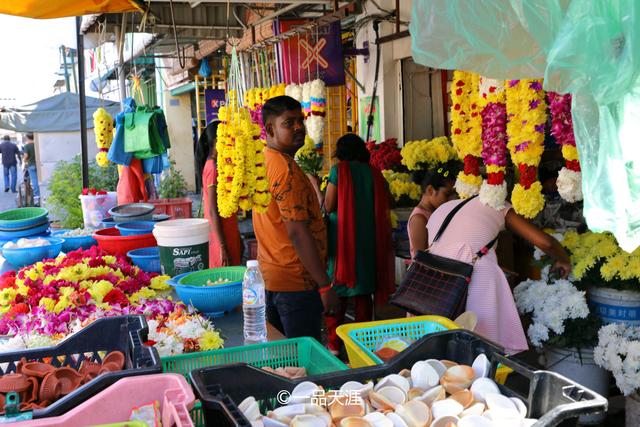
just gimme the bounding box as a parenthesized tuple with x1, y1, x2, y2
(93, 227, 157, 256)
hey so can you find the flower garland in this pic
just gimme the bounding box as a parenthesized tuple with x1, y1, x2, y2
(400, 137, 457, 171)
(382, 170, 422, 207)
(93, 107, 114, 167)
(513, 266, 590, 347)
(0, 247, 223, 356)
(450, 71, 483, 198)
(478, 77, 508, 210)
(549, 92, 582, 203)
(285, 83, 303, 103)
(306, 79, 326, 149)
(217, 95, 271, 217)
(506, 80, 547, 218)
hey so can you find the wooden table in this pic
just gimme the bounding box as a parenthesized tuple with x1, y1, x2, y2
(212, 308, 285, 348)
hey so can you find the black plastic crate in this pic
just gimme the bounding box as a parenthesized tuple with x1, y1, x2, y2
(0, 315, 161, 420)
(190, 330, 607, 427)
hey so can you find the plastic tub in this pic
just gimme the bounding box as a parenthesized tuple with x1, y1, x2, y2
(153, 219, 209, 276)
(189, 330, 609, 427)
(1, 237, 64, 267)
(0, 316, 161, 421)
(51, 229, 97, 252)
(0, 207, 48, 229)
(12, 374, 194, 427)
(171, 267, 246, 317)
(80, 192, 117, 229)
(0, 221, 50, 239)
(162, 337, 347, 427)
(127, 247, 161, 273)
(93, 228, 157, 256)
(115, 221, 156, 236)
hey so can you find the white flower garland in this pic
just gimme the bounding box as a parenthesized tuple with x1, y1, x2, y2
(513, 266, 590, 347)
(479, 181, 508, 211)
(557, 168, 583, 203)
(285, 84, 303, 103)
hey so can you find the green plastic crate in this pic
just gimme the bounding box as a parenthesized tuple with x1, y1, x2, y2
(162, 337, 348, 427)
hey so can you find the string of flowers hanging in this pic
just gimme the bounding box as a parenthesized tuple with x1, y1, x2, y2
(93, 108, 114, 167)
(548, 92, 582, 203)
(505, 79, 547, 218)
(216, 47, 270, 217)
(478, 77, 508, 210)
(450, 71, 483, 198)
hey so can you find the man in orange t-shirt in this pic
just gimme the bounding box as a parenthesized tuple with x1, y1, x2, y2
(253, 96, 339, 341)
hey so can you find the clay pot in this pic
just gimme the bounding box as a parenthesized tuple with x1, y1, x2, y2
(22, 362, 55, 379)
(53, 368, 83, 395)
(0, 393, 5, 412)
(15, 357, 28, 374)
(98, 362, 121, 375)
(79, 360, 102, 381)
(102, 351, 125, 370)
(39, 373, 62, 402)
(23, 377, 39, 404)
(0, 374, 30, 393)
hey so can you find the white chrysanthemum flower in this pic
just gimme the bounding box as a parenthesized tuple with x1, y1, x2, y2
(479, 181, 507, 210)
(557, 168, 583, 203)
(454, 177, 481, 200)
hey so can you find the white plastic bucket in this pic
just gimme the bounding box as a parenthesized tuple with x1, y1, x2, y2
(152, 219, 209, 276)
(588, 287, 640, 326)
(544, 347, 610, 424)
(79, 192, 117, 229)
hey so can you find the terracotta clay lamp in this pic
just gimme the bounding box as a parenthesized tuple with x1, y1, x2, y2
(79, 361, 102, 383)
(15, 358, 28, 374)
(98, 362, 121, 375)
(39, 373, 62, 403)
(22, 377, 39, 404)
(101, 351, 125, 370)
(22, 362, 55, 379)
(52, 368, 83, 395)
(0, 374, 30, 394)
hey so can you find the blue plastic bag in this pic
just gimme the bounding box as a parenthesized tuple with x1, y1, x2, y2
(108, 98, 136, 166)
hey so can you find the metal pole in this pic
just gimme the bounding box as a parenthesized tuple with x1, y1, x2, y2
(70, 49, 78, 93)
(76, 16, 89, 189)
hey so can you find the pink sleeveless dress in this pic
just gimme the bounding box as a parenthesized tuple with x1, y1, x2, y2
(408, 205, 433, 260)
(426, 198, 528, 354)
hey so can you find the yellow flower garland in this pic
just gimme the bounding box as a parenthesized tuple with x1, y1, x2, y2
(505, 79, 547, 218)
(93, 108, 114, 167)
(216, 93, 271, 218)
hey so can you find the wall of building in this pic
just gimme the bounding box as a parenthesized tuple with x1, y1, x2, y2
(35, 130, 98, 201)
(163, 91, 196, 192)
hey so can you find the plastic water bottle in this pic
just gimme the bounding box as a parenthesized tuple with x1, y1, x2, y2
(243, 260, 267, 343)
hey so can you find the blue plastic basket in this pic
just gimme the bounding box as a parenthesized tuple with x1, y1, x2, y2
(127, 246, 161, 273)
(1, 237, 64, 267)
(171, 267, 246, 317)
(115, 221, 156, 236)
(0, 222, 50, 239)
(0, 207, 48, 229)
(51, 229, 97, 252)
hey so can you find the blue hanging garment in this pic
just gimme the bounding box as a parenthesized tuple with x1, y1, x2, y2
(108, 98, 136, 166)
(198, 59, 212, 78)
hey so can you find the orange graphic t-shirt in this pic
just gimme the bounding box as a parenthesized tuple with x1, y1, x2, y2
(253, 147, 327, 292)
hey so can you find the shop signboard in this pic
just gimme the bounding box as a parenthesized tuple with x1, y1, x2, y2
(204, 89, 226, 123)
(359, 96, 381, 143)
(277, 20, 345, 86)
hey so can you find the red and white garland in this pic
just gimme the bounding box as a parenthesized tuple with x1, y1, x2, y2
(549, 92, 582, 203)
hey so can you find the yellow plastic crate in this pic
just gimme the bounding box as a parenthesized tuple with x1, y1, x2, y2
(336, 315, 512, 385)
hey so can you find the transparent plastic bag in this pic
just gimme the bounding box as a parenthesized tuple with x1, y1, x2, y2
(410, 0, 567, 79)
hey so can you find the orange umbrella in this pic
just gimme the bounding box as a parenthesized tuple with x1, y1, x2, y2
(0, 0, 141, 19)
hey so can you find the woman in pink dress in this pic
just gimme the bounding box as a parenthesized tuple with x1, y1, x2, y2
(426, 197, 571, 354)
(407, 167, 457, 260)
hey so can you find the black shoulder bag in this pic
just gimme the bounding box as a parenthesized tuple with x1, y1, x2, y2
(390, 196, 498, 318)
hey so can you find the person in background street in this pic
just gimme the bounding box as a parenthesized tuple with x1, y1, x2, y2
(253, 95, 339, 341)
(407, 163, 458, 260)
(22, 133, 39, 201)
(196, 120, 242, 267)
(0, 135, 21, 193)
(323, 133, 395, 354)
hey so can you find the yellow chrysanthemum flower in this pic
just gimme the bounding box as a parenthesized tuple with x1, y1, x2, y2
(39, 297, 56, 312)
(88, 280, 114, 303)
(150, 275, 172, 291)
(199, 330, 224, 351)
(129, 287, 157, 304)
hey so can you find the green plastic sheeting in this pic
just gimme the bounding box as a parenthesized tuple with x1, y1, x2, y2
(411, 0, 640, 251)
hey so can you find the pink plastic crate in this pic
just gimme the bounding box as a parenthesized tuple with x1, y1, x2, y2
(15, 374, 195, 427)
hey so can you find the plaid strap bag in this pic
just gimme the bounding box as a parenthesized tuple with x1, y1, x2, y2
(390, 196, 497, 318)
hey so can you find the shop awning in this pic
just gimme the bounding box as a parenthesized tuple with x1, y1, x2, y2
(0, 0, 143, 19)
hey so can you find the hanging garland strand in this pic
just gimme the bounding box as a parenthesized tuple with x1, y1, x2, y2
(505, 79, 547, 218)
(478, 77, 508, 210)
(450, 71, 483, 198)
(549, 92, 582, 203)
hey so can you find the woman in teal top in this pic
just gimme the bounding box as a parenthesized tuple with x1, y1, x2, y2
(323, 133, 393, 354)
